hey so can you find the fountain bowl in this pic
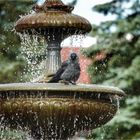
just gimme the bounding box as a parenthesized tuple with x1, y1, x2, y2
(0, 83, 125, 139)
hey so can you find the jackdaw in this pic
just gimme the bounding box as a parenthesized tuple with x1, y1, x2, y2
(48, 52, 81, 84)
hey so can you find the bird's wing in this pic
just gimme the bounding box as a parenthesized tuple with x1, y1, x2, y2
(77, 63, 81, 71)
(48, 60, 69, 83)
(73, 63, 81, 82)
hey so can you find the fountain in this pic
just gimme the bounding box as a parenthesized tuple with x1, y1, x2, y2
(0, 0, 125, 139)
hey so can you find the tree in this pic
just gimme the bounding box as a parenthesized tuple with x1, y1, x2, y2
(82, 0, 140, 139)
(0, 0, 33, 83)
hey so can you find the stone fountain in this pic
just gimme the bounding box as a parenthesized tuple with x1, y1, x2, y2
(0, 0, 125, 139)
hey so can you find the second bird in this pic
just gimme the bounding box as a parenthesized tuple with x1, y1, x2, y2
(48, 52, 81, 84)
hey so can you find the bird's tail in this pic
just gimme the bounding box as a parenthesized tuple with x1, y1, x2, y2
(47, 79, 54, 83)
(47, 77, 59, 83)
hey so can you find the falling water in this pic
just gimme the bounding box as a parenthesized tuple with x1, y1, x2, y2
(17, 31, 45, 82)
(69, 34, 86, 48)
(115, 95, 121, 114)
(61, 34, 86, 49)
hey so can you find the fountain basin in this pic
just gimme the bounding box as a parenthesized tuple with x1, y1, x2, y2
(15, 12, 92, 36)
(0, 83, 125, 139)
(15, 0, 92, 39)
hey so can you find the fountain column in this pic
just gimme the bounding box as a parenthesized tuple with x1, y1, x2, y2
(46, 41, 61, 76)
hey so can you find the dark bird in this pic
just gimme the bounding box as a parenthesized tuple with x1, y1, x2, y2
(48, 53, 81, 84)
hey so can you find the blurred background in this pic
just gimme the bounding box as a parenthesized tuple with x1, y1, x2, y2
(0, 0, 140, 139)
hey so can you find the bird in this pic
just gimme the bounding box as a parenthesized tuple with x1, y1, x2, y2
(48, 52, 81, 85)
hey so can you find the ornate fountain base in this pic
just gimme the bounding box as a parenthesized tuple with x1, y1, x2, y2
(0, 83, 125, 139)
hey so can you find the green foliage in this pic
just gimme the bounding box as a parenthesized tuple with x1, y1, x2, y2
(0, 0, 33, 83)
(89, 96, 140, 140)
(83, 0, 140, 139)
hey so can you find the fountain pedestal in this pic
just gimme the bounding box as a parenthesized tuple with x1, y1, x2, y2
(46, 42, 61, 74)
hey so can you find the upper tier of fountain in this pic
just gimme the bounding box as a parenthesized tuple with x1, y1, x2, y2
(15, 0, 92, 39)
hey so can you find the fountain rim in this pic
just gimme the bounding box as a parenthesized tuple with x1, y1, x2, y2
(0, 83, 125, 97)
